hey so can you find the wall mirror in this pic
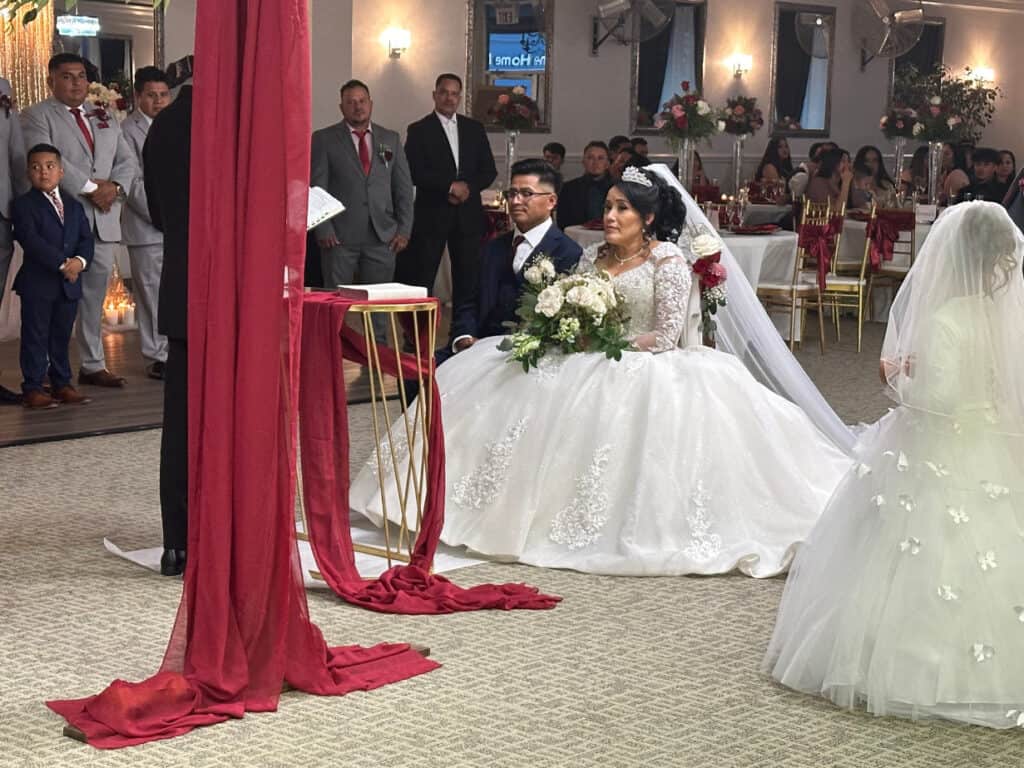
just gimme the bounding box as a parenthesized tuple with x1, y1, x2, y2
(466, 0, 554, 133)
(769, 3, 835, 136)
(630, 0, 707, 132)
(889, 17, 946, 106)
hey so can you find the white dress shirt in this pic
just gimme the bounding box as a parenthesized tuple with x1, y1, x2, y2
(346, 122, 372, 157)
(46, 188, 87, 270)
(69, 104, 99, 195)
(435, 111, 459, 173)
(451, 216, 553, 352)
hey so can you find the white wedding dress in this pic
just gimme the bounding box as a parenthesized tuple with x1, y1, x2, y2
(763, 202, 1024, 727)
(350, 240, 851, 577)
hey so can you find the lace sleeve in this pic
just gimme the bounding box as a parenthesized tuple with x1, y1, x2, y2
(632, 245, 693, 353)
(574, 243, 601, 274)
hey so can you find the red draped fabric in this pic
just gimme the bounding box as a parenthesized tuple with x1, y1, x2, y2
(867, 209, 915, 270)
(798, 219, 838, 291)
(299, 293, 562, 613)
(45, 1, 437, 748)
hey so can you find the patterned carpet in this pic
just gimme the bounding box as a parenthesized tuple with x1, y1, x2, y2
(3, 321, 1023, 767)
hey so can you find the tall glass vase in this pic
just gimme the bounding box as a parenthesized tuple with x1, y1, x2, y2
(504, 129, 519, 191)
(731, 134, 747, 195)
(927, 140, 943, 206)
(892, 136, 907, 200)
(676, 137, 694, 190)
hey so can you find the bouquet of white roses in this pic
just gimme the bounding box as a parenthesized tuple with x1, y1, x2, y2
(498, 255, 631, 372)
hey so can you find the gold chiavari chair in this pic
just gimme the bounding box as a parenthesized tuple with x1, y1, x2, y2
(820, 202, 871, 353)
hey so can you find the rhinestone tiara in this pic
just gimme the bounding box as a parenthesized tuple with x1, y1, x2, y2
(621, 166, 653, 187)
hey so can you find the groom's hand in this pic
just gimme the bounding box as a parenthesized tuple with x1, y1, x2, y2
(454, 336, 476, 353)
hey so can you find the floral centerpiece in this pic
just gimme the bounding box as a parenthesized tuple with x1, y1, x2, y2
(498, 256, 631, 372)
(690, 233, 728, 346)
(894, 64, 1001, 143)
(776, 115, 802, 131)
(86, 82, 127, 123)
(487, 85, 539, 131)
(720, 96, 764, 137)
(879, 107, 920, 138)
(654, 80, 718, 145)
(911, 95, 964, 142)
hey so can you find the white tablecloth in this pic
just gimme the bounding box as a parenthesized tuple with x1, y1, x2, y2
(742, 204, 792, 227)
(719, 231, 798, 287)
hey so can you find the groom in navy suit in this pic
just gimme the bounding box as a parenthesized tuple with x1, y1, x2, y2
(447, 158, 582, 359)
(13, 143, 94, 408)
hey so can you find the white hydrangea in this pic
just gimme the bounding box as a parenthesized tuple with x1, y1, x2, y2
(556, 316, 581, 342)
(696, 100, 711, 115)
(691, 233, 723, 258)
(538, 258, 556, 279)
(536, 285, 564, 317)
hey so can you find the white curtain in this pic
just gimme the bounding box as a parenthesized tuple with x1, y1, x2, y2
(800, 27, 828, 130)
(657, 6, 697, 109)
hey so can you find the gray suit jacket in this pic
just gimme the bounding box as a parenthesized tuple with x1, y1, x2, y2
(0, 77, 27, 221)
(21, 96, 137, 243)
(1005, 168, 1024, 235)
(310, 121, 413, 245)
(120, 109, 161, 246)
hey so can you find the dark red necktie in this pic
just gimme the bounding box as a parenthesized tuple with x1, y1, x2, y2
(511, 234, 525, 269)
(48, 190, 64, 223)
(353, 129, 371, 175)
(71, 107, 94, 154)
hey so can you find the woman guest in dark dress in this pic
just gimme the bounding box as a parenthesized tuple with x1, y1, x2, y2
(755, 137, 795, 183)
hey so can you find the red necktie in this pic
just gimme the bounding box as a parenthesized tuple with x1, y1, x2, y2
(353, 129, 371, 175)
(511, 234, 526, 269)
(48, 190, 64, 223)
(71, 107, 94, 154)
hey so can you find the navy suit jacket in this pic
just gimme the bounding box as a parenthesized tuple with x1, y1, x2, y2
(12, 187, 94, 301)
(1005, 168, 1024, 235)
(451, 223, 583, 341)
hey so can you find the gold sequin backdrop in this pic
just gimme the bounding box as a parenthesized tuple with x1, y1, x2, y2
(0, 6, 55, 109)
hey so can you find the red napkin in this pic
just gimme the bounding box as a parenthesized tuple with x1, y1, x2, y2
(729, 224, 781, 234)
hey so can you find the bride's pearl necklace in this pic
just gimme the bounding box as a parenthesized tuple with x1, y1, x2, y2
(608, 243, 649, 265)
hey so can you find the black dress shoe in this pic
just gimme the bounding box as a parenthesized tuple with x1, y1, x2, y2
(0, 384, 22, 405)
(160, 548, 187, 576)
(147, 361, 166, 380)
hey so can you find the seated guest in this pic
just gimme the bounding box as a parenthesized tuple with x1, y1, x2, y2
(939, 142, 971, 204)
(672, 150, 708, 187)
(805, 148, 853, 209)
(755, 137, 795, 183)
(901, 145, 929, 197)
(849, 162, 875, 210)
(448, 158, 582, 356)
(996, 149, 1016, 191)
(558, 140, 612, 228)
(610, 146, 648, 181)
(960, 147, 1004, 202)
(1005, 165, 1024, 233)
(542, 141, 566, 171)
(957, 140, 975, 179)
(789, 142, 835, 201)
(608, 134, 632, 157)
(630, 136, 649, 158)
(13, 144, 94, 409)
(853, 145, 895, 197)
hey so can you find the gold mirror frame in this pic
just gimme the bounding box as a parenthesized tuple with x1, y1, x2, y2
(465, 0, 554, 133)
(768, 2, 836, 138)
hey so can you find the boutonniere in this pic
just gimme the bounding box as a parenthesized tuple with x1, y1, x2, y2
(377, 143, 394, 167)
(87, 108, 111, 129)
(0, 94, 12, 118)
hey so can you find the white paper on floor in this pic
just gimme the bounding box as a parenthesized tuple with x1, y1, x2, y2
(105, 518, 486, 587)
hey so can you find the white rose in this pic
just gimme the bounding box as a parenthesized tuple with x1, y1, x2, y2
(565, 285, 597, 308)
(929, 95, 941, 105)
(523, 265, 543, 285)
(536, 286, 564, 317)
(691, 233, 723, 259)
(696, 100, 711, 116)
(912, 122, 925, 136)
(716, 120, 726, 132)
(538, 257, 556, 278)
(512, 85, 526, 96)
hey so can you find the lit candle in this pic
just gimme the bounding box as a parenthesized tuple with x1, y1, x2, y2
(104, 304, 119, 325)
(123, 303, 135, 326)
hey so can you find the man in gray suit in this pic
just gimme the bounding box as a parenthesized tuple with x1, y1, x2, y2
(0, 75, 28, 403)
(22, 53, 138, 387)
(121, 66, 170, 380)
(310, 79, 413, 294)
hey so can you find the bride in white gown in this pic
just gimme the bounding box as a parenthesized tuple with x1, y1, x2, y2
(351, 165, 851, 577)
(763, 202, 1024, 727)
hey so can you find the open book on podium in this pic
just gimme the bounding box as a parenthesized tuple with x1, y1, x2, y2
(335, 282, 428, 301)
(307, 186, 345, 230)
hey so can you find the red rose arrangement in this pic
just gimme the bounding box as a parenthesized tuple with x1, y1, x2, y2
(654, 80, 718, 146)
(690, 233, 728, 346)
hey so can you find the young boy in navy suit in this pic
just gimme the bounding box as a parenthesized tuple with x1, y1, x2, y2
(13, 144, 95, 409)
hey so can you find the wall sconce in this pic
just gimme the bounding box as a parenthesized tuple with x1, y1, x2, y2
(970, 66, 995, 84)
(728, 53, 752, 78)
(381, 27, 411, 59)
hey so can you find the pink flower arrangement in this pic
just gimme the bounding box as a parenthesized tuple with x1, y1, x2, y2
(879, 107, 920, 139)
(720, 95, 764, 137)
(487, 85, 539, 131)
(655, 81, 718, 145)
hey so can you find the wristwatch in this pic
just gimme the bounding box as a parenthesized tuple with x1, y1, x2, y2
(112, 181, 125, 201)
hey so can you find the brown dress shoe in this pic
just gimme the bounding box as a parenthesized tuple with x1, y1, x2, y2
(23, 390, 58, 409)
(78, 368, 127, 387)
(53, 385, 92, 405)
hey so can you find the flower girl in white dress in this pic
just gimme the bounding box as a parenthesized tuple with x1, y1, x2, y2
(350, 166, 851, 577)
(764, 201, 1024, 728)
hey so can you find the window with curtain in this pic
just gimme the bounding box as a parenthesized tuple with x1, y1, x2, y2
(635, 1, 706, 129)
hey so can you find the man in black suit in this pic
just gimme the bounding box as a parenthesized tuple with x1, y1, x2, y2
(143, 66, 191, 577)
(557, 140, 613, 229)
(396, 73, 497, 340)
(1005, 166, 1024, 235)
(448, 159, 582, 358)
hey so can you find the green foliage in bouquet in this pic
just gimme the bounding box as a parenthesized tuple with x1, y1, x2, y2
(893, 63, 1001, 143)
(498, 255, 631, 372)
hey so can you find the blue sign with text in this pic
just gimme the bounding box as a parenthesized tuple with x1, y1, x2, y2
(487, 33, 546, 72)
